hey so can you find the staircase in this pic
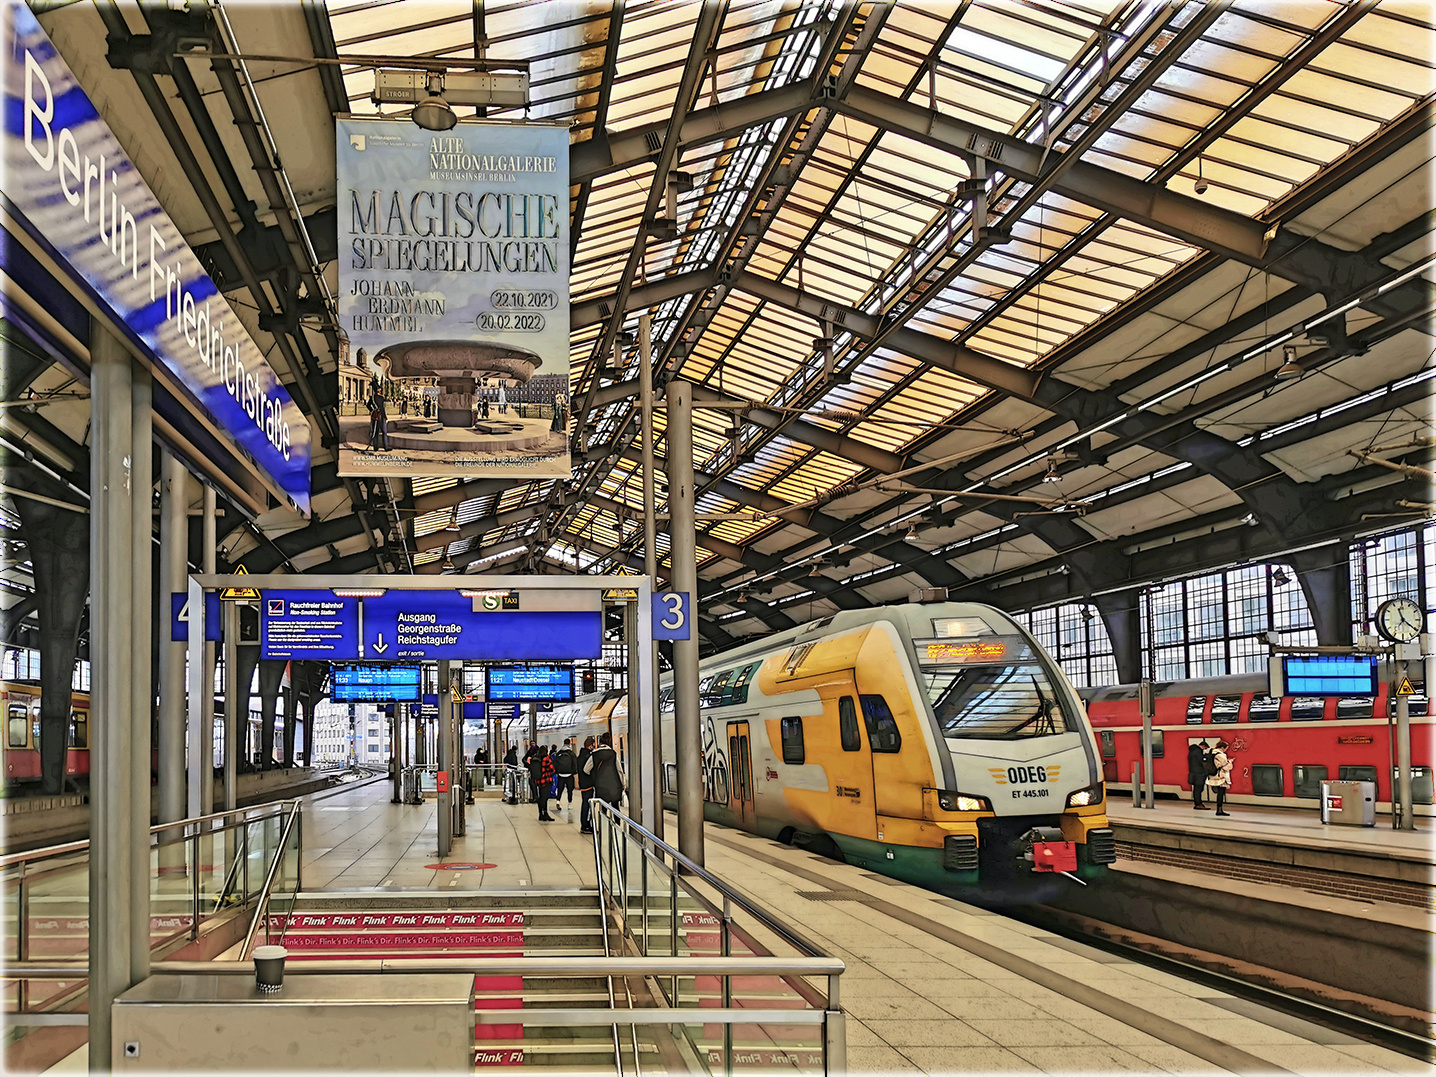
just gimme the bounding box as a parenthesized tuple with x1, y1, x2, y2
(271, 892, 663, 1073)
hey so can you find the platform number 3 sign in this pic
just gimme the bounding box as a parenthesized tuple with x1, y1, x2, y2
(652, 592, 691, 641)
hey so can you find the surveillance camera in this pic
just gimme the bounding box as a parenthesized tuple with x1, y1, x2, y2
(1194, 179, 1209, 196)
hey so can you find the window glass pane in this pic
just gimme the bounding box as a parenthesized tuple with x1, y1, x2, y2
(70, 711, 88, 748)
(838, 696, 860, 752)
(1294, 764, 1327, 798)
(1336, 696, 1374, 719)
(1211, 695, 1241, 723)
(8, 714, 28, 748)
(1400, 766, 1434, 805)
(1289, 696, 1325, 721)
(1251, 764, 1284, 796)
(1338, 765, 1378, 785)
(924, 661, 1071, 740)
(780, 717, 804, 765)
(1185, 696, 1208, 723)
(1150, 729, 1164, 759)
(1248, 694, 1279, 721)
(1099, 730, 1115, 759)
(859, 695, 902, 753)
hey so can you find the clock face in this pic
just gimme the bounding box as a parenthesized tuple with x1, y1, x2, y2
(1376, 598, 1425, 644)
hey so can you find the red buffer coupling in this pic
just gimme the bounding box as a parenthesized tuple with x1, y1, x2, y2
(1020, 825, 1082, 881)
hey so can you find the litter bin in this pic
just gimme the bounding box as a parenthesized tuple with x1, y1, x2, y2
(1320, 780, 1375, 826)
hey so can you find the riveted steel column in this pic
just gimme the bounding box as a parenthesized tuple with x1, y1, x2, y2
(191, 484, 216, 816)
(223, 601, 239, 810)
(639, 312, 662, 839)
(129, 359, 153, 984)
(438, 660, 453, 858)
(1396, 660, 1414, 830)
(625, 599, 644, 826)
(666, 378, 703, 866)
(89, 324, 134, 1068)
(157, 454, 188, 870)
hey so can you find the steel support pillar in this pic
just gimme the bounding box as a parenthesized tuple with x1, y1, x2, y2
(156, 454, 188, 845)
(624, 600, 644, 827)
(222, 601, 239, 809)
(200, 485, 216, 813)
(257, 659, 284, 770)
(88, 324, 135, 1069)
(1289, 547, 1355, 647)
(282, 684, 297, 768)
(1395, 660, 1415, 831)
(128, 358, 153, 985)
(666, 379, 703, 866)
(437, 660, 453, 858)
(639, 312, 662, 838)
(1094, 589, 1143, 685)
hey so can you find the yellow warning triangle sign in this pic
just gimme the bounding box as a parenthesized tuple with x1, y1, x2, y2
(220, 565, 260, 601)
(1397, 676, 1416, 697)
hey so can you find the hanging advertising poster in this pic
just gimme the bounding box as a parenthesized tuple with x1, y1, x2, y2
(335, 119, 570, 480)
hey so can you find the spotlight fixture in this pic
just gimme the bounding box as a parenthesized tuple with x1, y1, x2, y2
(1193, 155, 1209, 196)
(1042, 458, 1062, 483)
(442, 552, 455, 571)
(1082, 605, 1094, 622)
(1275, 343, 1303, 380)
(412, 94, 458, 131)
(1271, 567, 1290, 588)
(904, 524, 919, 542)
(446, 509, 461, 533)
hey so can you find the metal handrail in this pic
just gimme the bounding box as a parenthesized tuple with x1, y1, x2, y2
(591, 800, 831, 960)
(591, 797, 627, 1077)
(6, 956, 846, 978)
(240, 800, 302, 955)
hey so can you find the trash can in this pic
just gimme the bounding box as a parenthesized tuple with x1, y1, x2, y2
(1320, 780, 1376, 826)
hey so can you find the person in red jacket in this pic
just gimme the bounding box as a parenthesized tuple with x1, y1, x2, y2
(533, 746, 556, 822)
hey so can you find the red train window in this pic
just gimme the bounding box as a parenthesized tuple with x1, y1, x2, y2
(1289, 697, 1325, 721)
(1211, 695, 1241, 723)
(1185, 696, 1208, 723)
(7, 704, 27, 748)
(1248, 694, 1279, 721)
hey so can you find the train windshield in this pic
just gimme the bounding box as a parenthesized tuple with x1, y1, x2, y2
(916, 635, 1072, 740)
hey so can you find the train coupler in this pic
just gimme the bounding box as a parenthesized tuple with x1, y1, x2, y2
(1018, 826, 1085, 886)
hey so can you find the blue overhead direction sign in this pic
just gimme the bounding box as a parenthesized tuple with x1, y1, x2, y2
(261, 591, 360, 660)
(363, 591, 601, 660)
(1282, 655, 1380, 697)
(486, 664, 574, 702)
(3, 5, 311, 515)
(332, 664, 423, 702)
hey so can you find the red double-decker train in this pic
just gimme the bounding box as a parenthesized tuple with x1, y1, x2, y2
(2, 681, 91, 784)
(1082, 674, 1433, 815)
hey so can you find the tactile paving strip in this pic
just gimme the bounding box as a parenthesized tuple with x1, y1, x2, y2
(793, 889, 872, 902)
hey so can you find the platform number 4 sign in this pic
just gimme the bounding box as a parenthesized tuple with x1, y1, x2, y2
(652, 592, 691, 641)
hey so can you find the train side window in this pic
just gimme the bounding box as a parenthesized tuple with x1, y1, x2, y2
(1395, 766, 1434, 805)
(1294, 764, 1327, 799)
(1408, 693, 1429, 718)
(1336, 696, 1374, 719)
(1099, 730, 1115, 759)
(664, 763, 678, 794)
(838, 697, 861, 752)
(1150, 729, 1164, 759)
(1211, 695, 1241, 723)
(1289, 696, 1325, 721)
(1250, 765, 1284, 796)
(1338, 765, 1378, 785)
(859, 695, 902, 753)
(1247, 695, 1279, 722)
(7, 704, 28, 748)
(70, 710, 88, 749)
(779, 718, 805, 765)
(1185, 696, 1208, 724)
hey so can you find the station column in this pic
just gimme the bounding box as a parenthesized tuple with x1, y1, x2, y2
(666, 378, 703, 866)
(156, 456, 188, 849)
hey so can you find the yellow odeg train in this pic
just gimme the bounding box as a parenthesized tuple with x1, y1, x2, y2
(556, 602, 1116, 900)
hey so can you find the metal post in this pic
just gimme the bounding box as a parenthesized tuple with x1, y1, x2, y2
(129, 359, 153, 984)
(438, 660, 453, 858)
(1396, 659, 1415, 830)
(186, 574, 205, 819)
(455, 696, 467, 836)
(625, 600, 644, 826)
(666, 378, 703, 866)
(200, 485, 217, 816)
(223, 601, 239, 812)
(639, 311, 663, 840)
(89, 324, 135, 1068)
(157, 454, 188, 866)
(1140, 677, 1155, 810)
(392, 708, 402, 803)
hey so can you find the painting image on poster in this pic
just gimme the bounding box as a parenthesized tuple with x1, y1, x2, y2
(336, 119, 570, 480)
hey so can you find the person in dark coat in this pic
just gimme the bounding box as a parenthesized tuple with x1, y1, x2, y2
(576, 736, 596, 834)
(582, 732, 625, 831)
(1187, 739, 1210, 810)
(554, 738, 578, 813)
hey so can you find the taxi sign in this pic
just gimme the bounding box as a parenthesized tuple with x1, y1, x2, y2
(602, 588, 639, 602)
(220, 565, 260, 601)
(1397, 676, 1416, 697)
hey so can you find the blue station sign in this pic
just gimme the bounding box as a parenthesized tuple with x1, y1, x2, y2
(486, 664, 574, 703)
(260, 589, 602, 662)
(3, 4, 311, 514)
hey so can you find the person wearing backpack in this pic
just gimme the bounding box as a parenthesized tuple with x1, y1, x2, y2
(554, 739, 578, 816)
(582, 732, 625, 828)
(576, 736, 596, 834)
(1187, 739, 1211, 810)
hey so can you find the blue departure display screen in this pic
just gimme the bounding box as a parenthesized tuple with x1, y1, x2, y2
(1282, 656, 1379, 697)
(486, 665, 574, 702)
(331, 665, 422, 702)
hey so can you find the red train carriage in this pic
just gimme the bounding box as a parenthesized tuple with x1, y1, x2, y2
(1082, 674, 1433, 814)
(2, 681, 91, 784)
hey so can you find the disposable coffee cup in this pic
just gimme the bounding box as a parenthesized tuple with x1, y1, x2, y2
(253, 945, 288, 994)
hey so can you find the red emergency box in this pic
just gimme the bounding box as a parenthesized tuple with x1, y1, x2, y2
(1031, 840, 1077, 873)
(436, 771, 449, 794)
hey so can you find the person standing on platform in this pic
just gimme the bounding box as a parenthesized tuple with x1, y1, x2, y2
(577, 736, 596, 833)
(554, 738, 578, 815)
(533, 746, 555, 821)
(523, 741, 538, 801)
(1187, 739, 1210, 810)
(1209, 739, 1233, 816)
(583, 732, 626, 829)
(475, 745, 488, 787)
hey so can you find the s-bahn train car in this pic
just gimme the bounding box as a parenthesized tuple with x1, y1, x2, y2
(554, 602, 1116, 901)
(2, 681, 91, 784)
(1083, 673, 1434, 814)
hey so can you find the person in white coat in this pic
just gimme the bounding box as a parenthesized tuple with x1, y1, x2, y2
(1208, 739, 1234, 816)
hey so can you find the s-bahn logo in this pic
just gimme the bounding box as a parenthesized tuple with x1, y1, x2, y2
(989, 765, 1060, 786)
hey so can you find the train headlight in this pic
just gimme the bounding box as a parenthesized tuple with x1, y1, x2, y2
(937, 791, 991, 812)
(1065, 783, 1105, 808)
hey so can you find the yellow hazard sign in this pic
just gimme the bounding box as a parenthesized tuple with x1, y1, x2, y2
(1397, 676, 1416, 697)
(220, 565, 260, 601)
(602, 588, 639, 602)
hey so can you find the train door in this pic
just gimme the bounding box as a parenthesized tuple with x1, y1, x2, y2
(727, 721, 755, 829)
(835, 694, 879, 841)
